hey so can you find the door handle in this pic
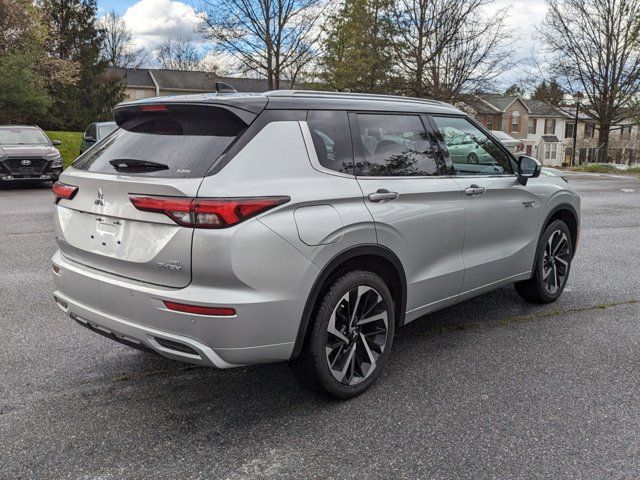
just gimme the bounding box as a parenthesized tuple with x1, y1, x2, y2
(464, 184, 486, 196)
(368, 189, 399, 203)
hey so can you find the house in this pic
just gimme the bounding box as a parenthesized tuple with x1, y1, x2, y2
(106, 67, 280, 101)
(559, 108, 639, 164)
(460, 94, 570, 167)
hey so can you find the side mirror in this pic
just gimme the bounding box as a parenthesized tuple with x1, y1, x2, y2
(83, 135, 95, 143)
(517, 155, 542, 186)
(52, 140, 62, 146)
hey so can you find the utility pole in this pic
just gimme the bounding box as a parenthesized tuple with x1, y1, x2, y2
(571, 92, 583, 167)
(571, 92, 583, 166)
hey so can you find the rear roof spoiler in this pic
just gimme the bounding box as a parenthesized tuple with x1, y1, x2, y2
(113, 96, 268, 127)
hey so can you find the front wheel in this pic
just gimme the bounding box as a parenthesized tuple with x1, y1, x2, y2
(292, 270, 395, 399)
(515, 219, 573, 303)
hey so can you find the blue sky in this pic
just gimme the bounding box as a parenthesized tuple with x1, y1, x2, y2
(98, 0, 136, 15)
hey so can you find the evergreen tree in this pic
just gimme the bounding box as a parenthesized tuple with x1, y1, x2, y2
(531, 79, 564, 106)
(42, 0, 124, 130)
(0, 0, 51, 122)
(319, 0, 395, 93)
(504, 84, 525, 97)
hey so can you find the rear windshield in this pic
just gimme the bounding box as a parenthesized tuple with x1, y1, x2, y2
(72, 106, 247, 178)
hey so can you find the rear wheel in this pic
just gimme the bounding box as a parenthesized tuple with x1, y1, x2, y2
(467, 152, 479, 164)
(515, 219, 573, 303)
(293, 270, 395, 399)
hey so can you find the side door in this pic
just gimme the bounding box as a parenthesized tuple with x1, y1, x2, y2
(350, 112, 466, 321)
(429, 115, 541, 298)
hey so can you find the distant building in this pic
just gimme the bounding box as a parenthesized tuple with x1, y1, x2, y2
(106, 67, 283, 101)
(460, 94, 571, 167)
(461, 93, 640, 165)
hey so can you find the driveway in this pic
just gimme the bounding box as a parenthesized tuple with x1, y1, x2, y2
(1, 174, 639, 479)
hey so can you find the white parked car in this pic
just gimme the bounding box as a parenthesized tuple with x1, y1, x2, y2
(491, 130, 525, 153)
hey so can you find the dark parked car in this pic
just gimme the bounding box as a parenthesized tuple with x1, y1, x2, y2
(79, 121, 117, 154)
(0, 126, 63, 183)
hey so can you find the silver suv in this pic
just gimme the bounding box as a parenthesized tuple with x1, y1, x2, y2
(52, 91, 580, 398)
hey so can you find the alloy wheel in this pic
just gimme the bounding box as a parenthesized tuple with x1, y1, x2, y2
(542, 230, 571, 295)
(325, 285, 389, 386)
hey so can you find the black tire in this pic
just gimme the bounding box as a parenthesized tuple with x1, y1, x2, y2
(292, 270, 395, 399)
(515, 219, 573, 303)
(467, 152, 479, 164)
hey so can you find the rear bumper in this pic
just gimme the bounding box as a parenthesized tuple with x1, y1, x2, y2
(54, 289, 238, 368)
(52, 247, 317, 367)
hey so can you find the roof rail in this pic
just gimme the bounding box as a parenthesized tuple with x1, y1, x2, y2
(265, 90, 450, 107)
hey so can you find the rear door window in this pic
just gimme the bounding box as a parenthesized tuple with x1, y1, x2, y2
(351, 114, 440, 176)
(72, 106, 248, 178)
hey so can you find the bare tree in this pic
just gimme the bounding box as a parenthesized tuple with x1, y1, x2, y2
(99, 10, 149, 68)
(391, 0, 513, 100)
(198, 0, 327, 89)
(540, 0, 640, 162)
(423, 8, 514, 102)
(155, 35, 203, 71)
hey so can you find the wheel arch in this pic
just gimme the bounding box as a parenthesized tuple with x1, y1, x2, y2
(530, 203, 580, 273)
(290, 244, 407, 359)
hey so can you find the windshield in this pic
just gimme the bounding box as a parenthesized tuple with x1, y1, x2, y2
(97, 123, 117, 139)
(0, 128, 50, 146)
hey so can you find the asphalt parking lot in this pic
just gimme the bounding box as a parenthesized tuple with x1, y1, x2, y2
(1, 173, 640, 479)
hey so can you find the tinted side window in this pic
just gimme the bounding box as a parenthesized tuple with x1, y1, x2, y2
(431, 116, 514, 175)
(353, 114, 438, 176)
(306, 110, 353, 174)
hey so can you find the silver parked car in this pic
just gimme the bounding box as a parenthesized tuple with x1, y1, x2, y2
(52, 91, 580, 399)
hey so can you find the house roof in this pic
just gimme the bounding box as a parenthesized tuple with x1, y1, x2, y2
(106, 67, 278, 93)
(477, 95, 530, 113)
(526, 99, 570, 118)
(463, 94, 570, 118)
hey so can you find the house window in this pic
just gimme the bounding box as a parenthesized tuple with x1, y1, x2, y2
(544, 119, 556, 135)
(544, 142, 558, 161)
(585, 123, 595, 138)
(486, 116, 494, 130)
(621, 126, 632, 141)
(565, 122, 575, 139)
(528, 118, 537, 134)
(511, 111, 520, 132)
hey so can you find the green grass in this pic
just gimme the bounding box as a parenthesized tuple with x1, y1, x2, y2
(45, 131, 83, 168)
(568, 163, 640, 174)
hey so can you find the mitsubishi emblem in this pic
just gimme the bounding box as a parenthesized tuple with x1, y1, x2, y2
(95, 188, 105, 206)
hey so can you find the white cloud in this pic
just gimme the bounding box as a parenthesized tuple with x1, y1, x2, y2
(122, 0, 204, 51)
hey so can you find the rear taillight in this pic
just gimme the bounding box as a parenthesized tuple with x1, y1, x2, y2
(52, 182, 78, 204)
(129, 195, 290, 228)
(163, 301, 236, 316)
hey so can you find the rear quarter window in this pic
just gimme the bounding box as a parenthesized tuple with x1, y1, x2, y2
(72, 106, 248, 178)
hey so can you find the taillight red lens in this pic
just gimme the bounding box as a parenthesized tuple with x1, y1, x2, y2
(163, 301, 236, 316)
(129, 195, 290, 228)
(52, 182, 78, 203)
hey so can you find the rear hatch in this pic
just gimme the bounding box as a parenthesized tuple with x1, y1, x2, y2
(54, 102, 259, 287)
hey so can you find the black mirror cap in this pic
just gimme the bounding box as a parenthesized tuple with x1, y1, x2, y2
(517, 155, 542, 186)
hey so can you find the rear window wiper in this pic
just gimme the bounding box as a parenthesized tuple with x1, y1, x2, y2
(109, 159, 169, 171)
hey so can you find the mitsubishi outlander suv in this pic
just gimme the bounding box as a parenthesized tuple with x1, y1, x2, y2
(52, 91, 580, 399)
